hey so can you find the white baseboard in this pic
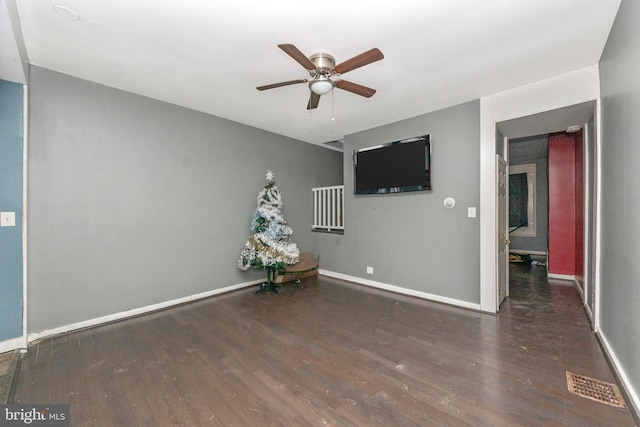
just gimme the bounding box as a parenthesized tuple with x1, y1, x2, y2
(547, 273, 576, 281)
(596, 329, 640, 418)
(319, 270, 481, 311)
(0, 336, 27, 354)
(572, 279, 584, 299)
(583, 302, 594, 325)
(509, 249, 547, 256)
(548, 274, 585, 303)
(28, 279, 263, 343)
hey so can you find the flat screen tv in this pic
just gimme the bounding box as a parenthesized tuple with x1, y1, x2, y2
(353, 135, 431, 194)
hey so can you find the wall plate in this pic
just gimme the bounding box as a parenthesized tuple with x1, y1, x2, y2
(1, 212, 16, 227)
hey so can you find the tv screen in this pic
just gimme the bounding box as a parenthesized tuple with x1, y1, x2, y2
(353, 135, 431, 195)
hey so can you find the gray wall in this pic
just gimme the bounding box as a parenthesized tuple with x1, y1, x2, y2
(27, 66, 342, 332)
(0, 80, 24, 341)
(315, 101, 481, 304)
(599, 0, 640, 413)
(508, 135, 549, 252)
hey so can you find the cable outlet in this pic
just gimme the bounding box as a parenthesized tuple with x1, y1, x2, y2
(1, 212, 16, 227)
(366, 266, 373, 275)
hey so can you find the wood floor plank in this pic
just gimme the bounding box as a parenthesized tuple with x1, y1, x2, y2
(67, 329, 100, 425)
(11, 267, 637, 426)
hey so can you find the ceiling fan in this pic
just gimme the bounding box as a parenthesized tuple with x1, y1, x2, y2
(257, 44, 384, 110)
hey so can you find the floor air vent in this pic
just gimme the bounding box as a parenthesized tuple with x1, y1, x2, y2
(566, 371, 626, 408)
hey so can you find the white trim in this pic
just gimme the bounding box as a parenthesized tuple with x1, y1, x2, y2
(583, 302, 593, 325)
(573, 278, 584, 300)
(548, 274, 585, 301)
(594, 97, 603, 330)
(22, 83, 28, 343)
(319, 270, 481, 311)
(480, 96, 497, 313)
(480, 65, 601, 314)
(508, 249, 547, 256)
(27, 279, 262, 343)
(497, 154, 508, 307)
(597, 330, 640, 417)
(547, 273, 576, 281)
(0, 336, 27, 354)
(582, 120, 591, 308)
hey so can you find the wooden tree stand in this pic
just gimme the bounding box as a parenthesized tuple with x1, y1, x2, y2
(274, 252, 319, 285)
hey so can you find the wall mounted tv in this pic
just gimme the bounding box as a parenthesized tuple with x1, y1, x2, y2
(353, 135, 431, 195)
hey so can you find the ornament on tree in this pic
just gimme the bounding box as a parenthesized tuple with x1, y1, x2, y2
(238, 170, 300, 293)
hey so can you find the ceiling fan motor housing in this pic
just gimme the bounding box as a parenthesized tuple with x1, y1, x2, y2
(309, 53, 336, 77)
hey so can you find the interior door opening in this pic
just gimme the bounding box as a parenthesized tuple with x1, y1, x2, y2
(495, 100, 597, 320)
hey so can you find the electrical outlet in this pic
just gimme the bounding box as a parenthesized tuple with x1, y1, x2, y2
(366, 266, 374, 275)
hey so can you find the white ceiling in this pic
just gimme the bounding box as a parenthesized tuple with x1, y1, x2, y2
(2, 0, 621, 146)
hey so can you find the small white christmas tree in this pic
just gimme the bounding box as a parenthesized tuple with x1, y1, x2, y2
(238, 170, 300, 293)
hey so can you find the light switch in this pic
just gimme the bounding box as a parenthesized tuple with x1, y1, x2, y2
(467, 207, 477, 218)
(1, 212, 16, 227)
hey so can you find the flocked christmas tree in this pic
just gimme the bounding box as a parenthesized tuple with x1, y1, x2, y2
(238, 170, 300, 293)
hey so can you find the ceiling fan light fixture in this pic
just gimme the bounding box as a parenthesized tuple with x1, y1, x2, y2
(310, 77, 334, 95)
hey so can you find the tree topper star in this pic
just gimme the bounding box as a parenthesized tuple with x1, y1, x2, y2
(265, 170, 275, 182)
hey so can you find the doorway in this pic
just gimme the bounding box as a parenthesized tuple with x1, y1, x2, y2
(496, 100, 597, 323)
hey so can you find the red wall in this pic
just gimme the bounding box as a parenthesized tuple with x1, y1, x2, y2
(548, 132, 578, 276)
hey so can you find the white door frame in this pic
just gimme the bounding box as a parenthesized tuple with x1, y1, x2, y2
(497, 154, 508, 308)
(479, 66, 601, 314)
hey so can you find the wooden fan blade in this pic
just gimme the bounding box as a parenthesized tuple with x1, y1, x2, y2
(335, 80, 376, 98)
(333, 48, 384, 74)
(278, 44, 317, 70)
(257, 79, 307, 91)
(307, 92, 321, 110)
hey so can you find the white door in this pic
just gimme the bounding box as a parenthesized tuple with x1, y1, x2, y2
(497, 155, 509, 307)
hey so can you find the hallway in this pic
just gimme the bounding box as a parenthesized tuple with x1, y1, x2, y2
(502, 262, 636, 424)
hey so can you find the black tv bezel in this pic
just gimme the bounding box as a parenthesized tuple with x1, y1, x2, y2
(353, 134, 431, 195)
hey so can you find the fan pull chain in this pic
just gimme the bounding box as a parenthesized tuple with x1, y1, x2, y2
(331, 89, 335, 121)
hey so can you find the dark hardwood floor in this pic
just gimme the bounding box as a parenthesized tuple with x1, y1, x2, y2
(0, 350, 19, 403)
(12, 267, 637, 426)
